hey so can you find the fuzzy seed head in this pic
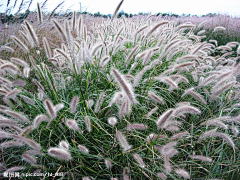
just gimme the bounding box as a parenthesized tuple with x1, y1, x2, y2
(173, 105, 201, 117)
(123, 167, 130, 180)
(66, 119, 82, 132)
(78, 144, 89, 153)
(95, 92, 105, 113)
(44, 99, 56, 119)
(18, 137, 41, 150)
(116, 130, 132, 152)
(48, 147, 71, 161)
(0, 140, 24, 148)
(175, 168, 190, 179)
(4, 166, 25, 173)
(22, 153, 37, 164)
(104, 158, 112, 169)
(148, 91, 164, 104)
(59, 140, 69, 150)
(85, 116, 92, 132)
(126, 123, 147, 130)
(111, 67, 137, 104)
(20, 95, 35, 105)
(108, 116, 118, 126)
(54, 103, 64, 112)
(157, 172, 167, 180)
(86, 99, 94, 108)
(157, 109, 174, 129)
(189, 155, 212, 162)
(33, 114, 49, 129)
(133, 153, 145, 168)
(4, 110, 30, 124)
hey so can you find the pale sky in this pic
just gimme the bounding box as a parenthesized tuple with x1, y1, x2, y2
(1, 0, 240, 17)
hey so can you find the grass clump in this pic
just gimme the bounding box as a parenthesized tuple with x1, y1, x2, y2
(0, 2, 240, 180)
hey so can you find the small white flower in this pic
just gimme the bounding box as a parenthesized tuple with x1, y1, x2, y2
(108, 117, 118, 126)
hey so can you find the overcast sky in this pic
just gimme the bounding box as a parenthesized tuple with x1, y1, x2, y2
(1, 0, 240, 17)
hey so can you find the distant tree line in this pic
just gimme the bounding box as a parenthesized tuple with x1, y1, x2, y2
(0, 9, 223, 24)
(0, 9, 31, 24)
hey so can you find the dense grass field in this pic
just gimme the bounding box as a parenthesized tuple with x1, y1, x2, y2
(0, 1, 240, 179)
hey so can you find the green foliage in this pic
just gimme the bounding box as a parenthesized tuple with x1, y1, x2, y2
(0, 7, 240, 180)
